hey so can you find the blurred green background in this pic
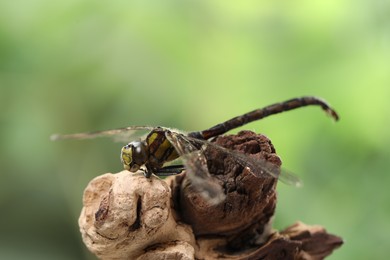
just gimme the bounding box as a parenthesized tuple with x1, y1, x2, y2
(1, 0, 389, 259)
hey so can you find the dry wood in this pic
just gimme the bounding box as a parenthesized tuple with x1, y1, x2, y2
(79, 131, 342, 259)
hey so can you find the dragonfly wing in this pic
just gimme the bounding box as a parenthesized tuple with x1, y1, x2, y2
(50, 126, 155, 143)
(184, 135, 302, 187)
(165, 131, 226, 205)
(234, 153, 303, 187)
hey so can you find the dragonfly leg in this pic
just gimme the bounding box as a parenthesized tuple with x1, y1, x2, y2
(143, 165, 153, 178)
(155, 165, 185, 176)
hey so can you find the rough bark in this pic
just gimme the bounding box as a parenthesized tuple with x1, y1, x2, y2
(79, 131, 343, 259)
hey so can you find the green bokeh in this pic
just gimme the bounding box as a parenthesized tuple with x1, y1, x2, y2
(1, 1, 389, 259)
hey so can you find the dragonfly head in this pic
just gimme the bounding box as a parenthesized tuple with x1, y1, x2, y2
(121, 141, 148, 172)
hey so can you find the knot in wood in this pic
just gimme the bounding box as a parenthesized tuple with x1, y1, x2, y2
(176, 131, 281, 249)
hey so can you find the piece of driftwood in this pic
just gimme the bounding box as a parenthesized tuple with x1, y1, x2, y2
(79, 131, 343, 259)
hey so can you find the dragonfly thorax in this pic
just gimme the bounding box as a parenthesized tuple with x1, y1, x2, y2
(121, 141, 148, 172)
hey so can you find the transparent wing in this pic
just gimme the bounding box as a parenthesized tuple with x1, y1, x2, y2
(184, 135, 303, 187)
(165, 131, 226, 205)
(50, 126, 156, 143)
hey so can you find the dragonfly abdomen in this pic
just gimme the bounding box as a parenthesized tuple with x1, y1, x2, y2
(199, 96, 339, 140)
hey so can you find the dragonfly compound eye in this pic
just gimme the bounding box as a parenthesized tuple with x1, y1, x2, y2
(121, 141, 147, 172)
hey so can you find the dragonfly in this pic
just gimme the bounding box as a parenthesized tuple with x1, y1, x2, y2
(51, 96, 339, 204)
